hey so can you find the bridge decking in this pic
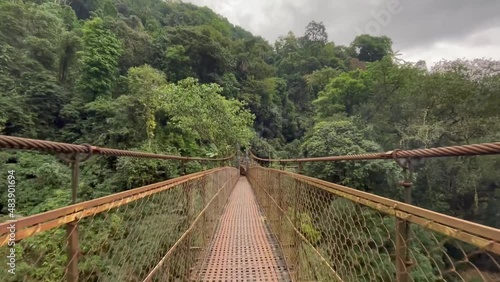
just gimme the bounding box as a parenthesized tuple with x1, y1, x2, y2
(197, 177, 290, 281)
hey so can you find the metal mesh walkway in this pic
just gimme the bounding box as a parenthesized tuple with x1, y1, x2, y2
(197, 177, 290, 281)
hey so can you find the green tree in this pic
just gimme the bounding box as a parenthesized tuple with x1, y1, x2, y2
(152, 25, 234, 83)
(78, 17, 122, 102)
(162, 77, 254, 153)
(0, 2, 72, 138)
(313, 70, 370, 117)
(351, 34, 393, 62)
(104, 17, 152, 74)
(304, 21, 328, 44)
(126, 65, 166, 141)
(301, 118, 400, 197)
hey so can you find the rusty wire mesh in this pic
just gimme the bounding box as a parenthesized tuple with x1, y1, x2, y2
(0, 167, 238, 282)
(247, 166, 500, 282)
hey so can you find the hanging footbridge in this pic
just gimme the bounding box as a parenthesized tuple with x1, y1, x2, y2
(0, 135, 499, 282)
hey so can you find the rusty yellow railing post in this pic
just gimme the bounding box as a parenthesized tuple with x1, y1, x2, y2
(180, 162, 190, 279)
(66, 154, 80, 282)
(201, 175, 207, 244)
(292, 178, 302, 281)
(58, 146, 92, 282)
(395, 157, 414, 282)
(277, 171, 283, 246)
(183, 180, 193, 279)
(395, 219, 409, 282)
(267, 170, 272, 215)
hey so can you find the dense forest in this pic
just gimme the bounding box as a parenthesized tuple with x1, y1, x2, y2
(0, 0, 499, 281)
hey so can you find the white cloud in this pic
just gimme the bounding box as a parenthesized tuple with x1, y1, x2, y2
(400, 26, 500, 66)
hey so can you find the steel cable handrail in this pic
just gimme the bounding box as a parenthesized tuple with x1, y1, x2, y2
(251, 142, 500, 163)
(0, 135, 234, 161)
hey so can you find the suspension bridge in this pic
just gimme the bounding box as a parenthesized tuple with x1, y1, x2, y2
(0, 135, 499, 281)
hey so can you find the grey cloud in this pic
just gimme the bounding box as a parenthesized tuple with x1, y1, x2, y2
(466, 28, 498, 47)
(381, 0, 500, 49)
(186, 0, 500, 64)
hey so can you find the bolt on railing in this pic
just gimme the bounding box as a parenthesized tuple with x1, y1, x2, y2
(0, 135, 237, 282)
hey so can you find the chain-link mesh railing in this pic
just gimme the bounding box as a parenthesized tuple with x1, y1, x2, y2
(247, 166, 500, 282)
(0, 167, 239, 282)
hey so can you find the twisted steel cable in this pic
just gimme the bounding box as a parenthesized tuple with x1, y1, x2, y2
(251, 142, 500, 163)
(0, 135, 233, 161)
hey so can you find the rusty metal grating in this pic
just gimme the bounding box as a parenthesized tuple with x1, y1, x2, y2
(197, 177, 290, 281)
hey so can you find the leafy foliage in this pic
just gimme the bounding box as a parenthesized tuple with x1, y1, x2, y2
(351, 34, 393, 62)
(78, 17, 122, 102)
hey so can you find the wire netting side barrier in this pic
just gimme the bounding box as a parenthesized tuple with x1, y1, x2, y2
(0, 167, 239, 282)
(247, 167, 500, 282)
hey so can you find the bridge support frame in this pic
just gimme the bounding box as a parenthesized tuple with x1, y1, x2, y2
(57, 148, 92, 282)
(276, 172, 283, 249)
(183, 180, 193, 279)
(291, 178, 302, 281)
(394, 155, 414, 282)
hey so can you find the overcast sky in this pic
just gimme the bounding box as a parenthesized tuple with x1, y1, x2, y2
(186, 0, 500, 67)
